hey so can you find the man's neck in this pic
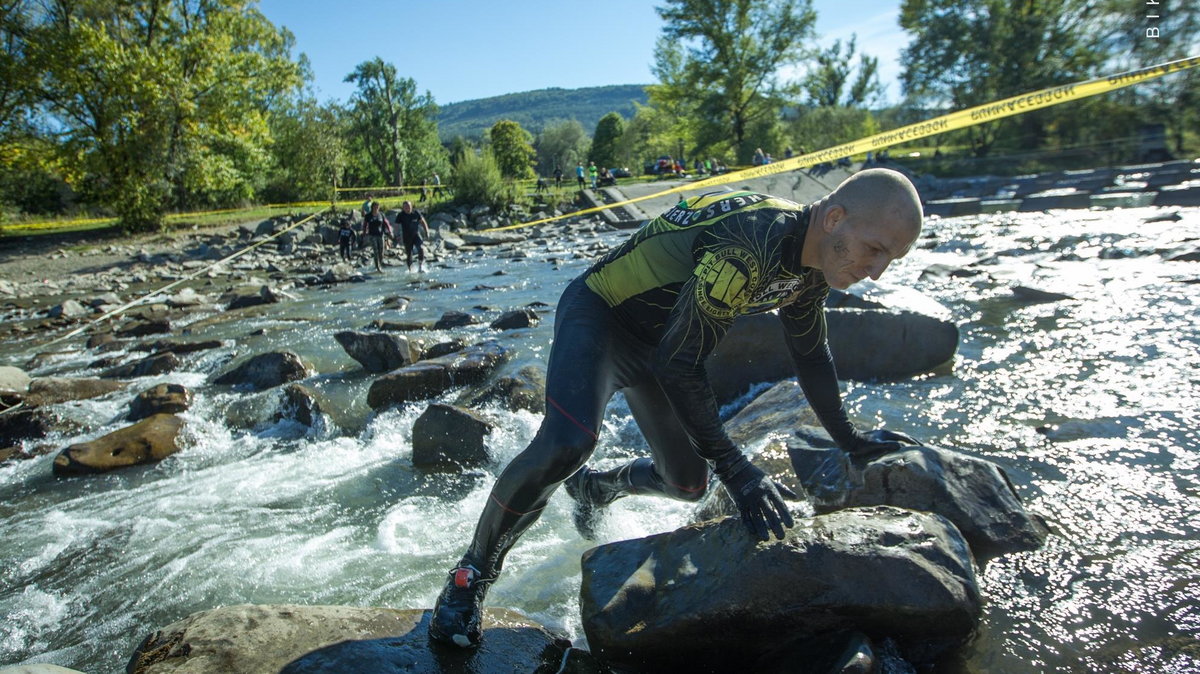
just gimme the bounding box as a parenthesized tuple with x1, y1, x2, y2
(799, 200, 824, 269)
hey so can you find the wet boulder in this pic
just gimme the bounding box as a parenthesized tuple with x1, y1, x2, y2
(53, 413, 185, 476)
(411, 403, 495, 470)
(706, 305, 958, 405)
(0, 408, 64, 446)
(126, 604, 583, 674)
(790, 438, 1050, 563)
(333, 331, 421, 373)
(128, 383, 193, 421)
(367, 340, 509, 409)
(273, 383, 324, 428)
(116, 318, 171, 338)
(101, 352, 181, 379)
(581, 507, 981, 672)
(212, 351, 310, 391)
(225, 284, 280, 311)
(26, 377, 126, 405)
(490, 308, 539, 331)
(456, 364, 546, 414)
(433, 310, 480, 329)
(48, 299, 88, 319)
(0, 366, 31, 395)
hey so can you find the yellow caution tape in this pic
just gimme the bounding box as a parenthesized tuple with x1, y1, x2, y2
(486, 55, 1200, 232)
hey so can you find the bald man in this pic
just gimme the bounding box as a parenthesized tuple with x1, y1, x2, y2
(430, 168, 925, 648)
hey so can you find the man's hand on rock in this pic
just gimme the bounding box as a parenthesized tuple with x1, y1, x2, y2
(846, 428, 921, 464)
(713, 453, 796, 541)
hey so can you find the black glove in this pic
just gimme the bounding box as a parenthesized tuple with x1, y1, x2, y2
(712, 452, 797, 541)
(845, 428, 921, 463)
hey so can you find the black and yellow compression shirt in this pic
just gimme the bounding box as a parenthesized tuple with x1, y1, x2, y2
(581, 190, 860, 458)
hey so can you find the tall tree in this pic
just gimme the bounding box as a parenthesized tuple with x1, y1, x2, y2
(656, 0, 816, 161)
(343, 58, 440, 187)
(265, 95, 347, 203)
(535, 119, 589, 176)
(24, 0, 303, 230)
(487, 119, 535, 180)
(803, 35, 883, 108)
(588, 112, 624, 169)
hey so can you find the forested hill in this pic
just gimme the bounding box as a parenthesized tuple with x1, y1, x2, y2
(437, 84, 649, 140)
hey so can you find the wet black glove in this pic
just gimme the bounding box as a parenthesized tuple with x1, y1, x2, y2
(845, 428, 921, 463)
(712, 452, 797, 541)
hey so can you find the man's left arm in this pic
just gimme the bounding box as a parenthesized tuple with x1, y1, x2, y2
(780, 300, 917, 457)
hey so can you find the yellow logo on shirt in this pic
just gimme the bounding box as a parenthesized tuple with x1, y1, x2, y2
(694, 248, 758, 319)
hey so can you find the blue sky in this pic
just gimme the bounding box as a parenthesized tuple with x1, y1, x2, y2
(257, 0, 910, 106)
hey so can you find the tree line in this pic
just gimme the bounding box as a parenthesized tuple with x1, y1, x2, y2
(2, 0, 1197, 231)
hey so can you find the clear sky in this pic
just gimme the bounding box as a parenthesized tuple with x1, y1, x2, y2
(257, 0, 910, 106)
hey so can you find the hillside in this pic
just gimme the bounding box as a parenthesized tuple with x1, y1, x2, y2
(437, 84, 649, 140)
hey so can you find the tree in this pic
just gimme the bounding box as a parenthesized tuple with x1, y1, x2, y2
(803, 35, 883, 108)
(487, 119, 535, 180)
(535, 119, 589, 176)
(588, 112, 624, 168)
(265, 95, 347, 203)
(656, 0, 816, 161)
(343, 58, 441, 188)
(23, 0, 303, 230)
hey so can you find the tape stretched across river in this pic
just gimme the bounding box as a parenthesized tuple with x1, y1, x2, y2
(486, 55, 1200, 232)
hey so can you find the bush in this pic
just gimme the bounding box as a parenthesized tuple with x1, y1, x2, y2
(451, 149, 517, 211)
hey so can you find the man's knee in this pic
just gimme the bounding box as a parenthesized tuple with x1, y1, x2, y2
(663, 479, 708, 502)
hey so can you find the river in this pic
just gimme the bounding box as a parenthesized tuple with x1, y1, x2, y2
(1, 204, 1197, 672)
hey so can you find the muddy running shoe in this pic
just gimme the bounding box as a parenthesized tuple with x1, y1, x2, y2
(429, 563, 495, 648)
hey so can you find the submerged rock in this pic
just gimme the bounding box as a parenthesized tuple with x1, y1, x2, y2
(126, 604, 580, 674)
(53, 413, 185, 476)
(274, 383, 324, 428)
(411, 403, 495, 470)
(26, 377, 126, 405)
(433, 310, 480, 329)
(334, 331, 421, 373)
(490, 308, 539, 331)
(212, 351, 310, 391)
(581, 507, 981, 672)
(457, 364, 547, 414)
(101, 351, 180, 379)
(367, 340, 509, 409)
(128, 383, 193, 421)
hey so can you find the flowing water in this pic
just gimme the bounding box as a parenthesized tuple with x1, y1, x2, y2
(1, 205, 1198, 673)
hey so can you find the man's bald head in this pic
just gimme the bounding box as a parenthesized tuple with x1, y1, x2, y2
(802, 168, 925, 289)
(827, 168, 923, 242)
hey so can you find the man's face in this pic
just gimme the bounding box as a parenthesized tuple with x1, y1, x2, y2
(819, 210, 917, 290)
(402, 202, 412, 213)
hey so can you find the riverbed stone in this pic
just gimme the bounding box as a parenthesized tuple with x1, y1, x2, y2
(367, 340, 509, 409)
(53, 413, 185, 476)
(0, 365, 31, 394)
(116, 317, 171, 338)
(456, 364, 547, 414)
(433, 310, 479, 329)
(0, 408, 61, 446)
(126, 604, 581, 674)
(411, 403, 495, 470)
(580, 507, 981, 672)
(128, 383, 193, 421)
(27, 377, 126, 405)
(0, 665, 89, 674)
(225, 284, 280, 310)
(101, 352, 181, 379)
(274, 383, 323, 428)
(212, 351, 310, 391)
(334, 331, 420, 373)
(490, 308, 539, 331)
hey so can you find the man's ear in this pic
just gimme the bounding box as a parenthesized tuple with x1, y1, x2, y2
(823, 204, 845, 233)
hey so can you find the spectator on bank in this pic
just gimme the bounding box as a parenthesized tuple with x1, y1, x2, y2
(576, 163, 586, 190)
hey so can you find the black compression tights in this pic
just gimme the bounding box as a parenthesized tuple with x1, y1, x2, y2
(462, 277, 711, 575)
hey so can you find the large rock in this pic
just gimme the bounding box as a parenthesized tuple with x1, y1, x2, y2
(274, 383, 324, 428)
(458, 230, 526, 245)
(411, 403, 495, 470)
(52, 413, 185, 476)
(101, 352, 180, 379)
(0, 408, 61, 446)
(0, 365, 31, 394)
(490, 308, 539, 331)
(581, 507, 981, 672)
(790, 439, 1050, 563)
(128, 383, 193, 421)
(433, 310, 480, 329)
(225, 284, 280, 311)
(126, 604, 580, 674)
(212, 351, 310, 391)
(26, 377, 126, 405)
(333, 331, 420, 373)
(706, 307, 959, 404)
(367, 340, 509, 409)
(456, 364, 547, 414)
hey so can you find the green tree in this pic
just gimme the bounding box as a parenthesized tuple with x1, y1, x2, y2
(588, 112, 624, 168)
(24, 0, 303, 230)
(343, 58, 441, 187)
(535, 119, 590, 176)
(451, 147, 515, 210)
(656, 0, 816, 161)
(265, 95, 347, 203)
(803, 35, 882, 108)
(487, 119, 535, 180)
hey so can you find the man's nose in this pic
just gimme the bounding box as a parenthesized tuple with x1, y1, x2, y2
(867, 258, 890, 281)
